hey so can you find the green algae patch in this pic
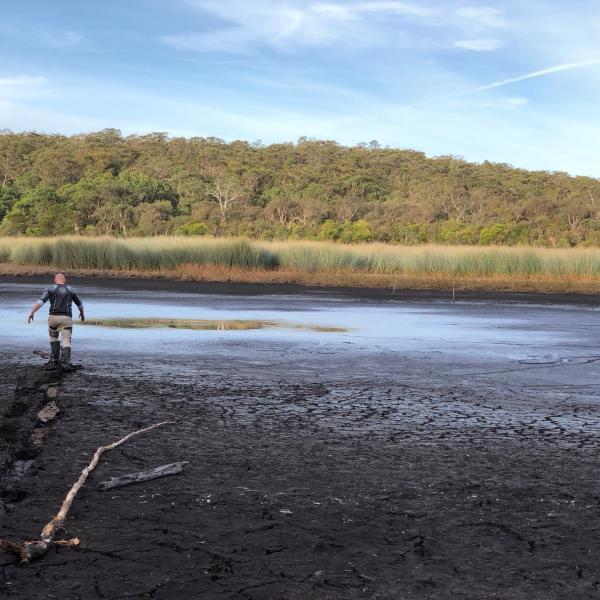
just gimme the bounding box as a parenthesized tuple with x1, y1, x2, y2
(82, 318, 347, 333)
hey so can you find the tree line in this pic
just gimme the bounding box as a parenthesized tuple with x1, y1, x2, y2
(1, 129, 599, 246)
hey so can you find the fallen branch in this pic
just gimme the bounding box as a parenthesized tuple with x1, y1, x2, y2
(0, 421, 173, 563)
(98, 461, 188, 491)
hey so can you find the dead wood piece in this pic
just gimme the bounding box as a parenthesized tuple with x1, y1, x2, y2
(53, 538, 80, 547)
(37, 401, 60, 423)
(98, 461, 189, 491)
(0, 421, 174, 563)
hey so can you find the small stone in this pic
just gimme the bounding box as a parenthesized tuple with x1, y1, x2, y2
(38, 401, 60, 423)
(46, 386, 60, 399)
(31, 428, 50, 447)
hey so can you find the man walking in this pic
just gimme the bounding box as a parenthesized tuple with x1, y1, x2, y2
(28, 274, 85, 370)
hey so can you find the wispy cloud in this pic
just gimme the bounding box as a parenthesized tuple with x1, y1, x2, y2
(454, 38, 504, 51)
(164, 1, 513, 56)
(455, 6, 506, 29)
(354, 1, 435, 17)
(164, 0, 435, 52)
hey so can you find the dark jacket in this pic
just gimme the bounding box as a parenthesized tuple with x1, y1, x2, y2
(39, 285, 83, 317)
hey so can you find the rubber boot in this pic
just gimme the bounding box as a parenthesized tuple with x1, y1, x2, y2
(44, 341, 61, 370)
(60, 346, 74, 372)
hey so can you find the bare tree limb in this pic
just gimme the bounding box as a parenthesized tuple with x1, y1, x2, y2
(0, 421, 174, 563)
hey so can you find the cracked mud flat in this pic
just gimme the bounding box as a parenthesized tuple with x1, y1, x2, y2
(1, 278, 600, 599)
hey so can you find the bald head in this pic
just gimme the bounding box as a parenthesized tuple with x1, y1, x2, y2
(54, 273, 66, 285)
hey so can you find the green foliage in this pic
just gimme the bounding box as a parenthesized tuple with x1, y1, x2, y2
(318, 220, 343, 241)
(438, 221, 480, 245)
(479, 224, 508, 245)
(0, 186, 19, 221)
(1, 187, 74, 236)
(339, 220, 373, 243)
(391, 224, 428, 244)
(176, 221, 208, 236)
(1, 130, 600, 246)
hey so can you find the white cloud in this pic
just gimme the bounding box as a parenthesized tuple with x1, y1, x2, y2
(454, 38, 503, 51)
(455, 6, 506, 29)
(311, 3, 358, 20)
(355, 1, 434, 17)
(164, 0, 435, 52)
(164, 1, 344, 52)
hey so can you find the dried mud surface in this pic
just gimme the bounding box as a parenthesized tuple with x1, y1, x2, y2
(3, 274, 600, 304)
(1, 328, 600, 599)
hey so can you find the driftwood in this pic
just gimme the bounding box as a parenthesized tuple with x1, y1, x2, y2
(0, 421, 173, 563)
(98, 461, 188, 491)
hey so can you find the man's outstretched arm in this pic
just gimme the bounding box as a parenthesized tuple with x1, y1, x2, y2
(28, 301, 43, 323)
(72, 292, 85, 322)
(28, 289, 49, 323)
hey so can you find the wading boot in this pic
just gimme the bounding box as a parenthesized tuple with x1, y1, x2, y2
(44, 341, 61, 370)
(60, 347, 75, 372)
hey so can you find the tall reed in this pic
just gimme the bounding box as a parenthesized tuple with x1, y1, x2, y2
(5, 237, 278, 271)
(2, 236, 600, 279)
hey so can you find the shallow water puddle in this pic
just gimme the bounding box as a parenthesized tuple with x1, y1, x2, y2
(82, 318, 348, 333)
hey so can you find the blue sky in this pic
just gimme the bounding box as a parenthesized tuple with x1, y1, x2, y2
(1, 0, 599, 176)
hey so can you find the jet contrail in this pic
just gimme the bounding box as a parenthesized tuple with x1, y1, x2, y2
(467, 58, 600, 94)
(395, 58, 600, 112)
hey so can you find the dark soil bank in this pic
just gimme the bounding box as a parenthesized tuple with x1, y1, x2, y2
(1, 337, 600, 599)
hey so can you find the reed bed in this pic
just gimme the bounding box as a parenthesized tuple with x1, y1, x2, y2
(2, 237, 277, 271)
(2, 236, 600, 286)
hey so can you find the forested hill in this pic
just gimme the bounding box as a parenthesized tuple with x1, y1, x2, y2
(1, 129, 599, 246)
